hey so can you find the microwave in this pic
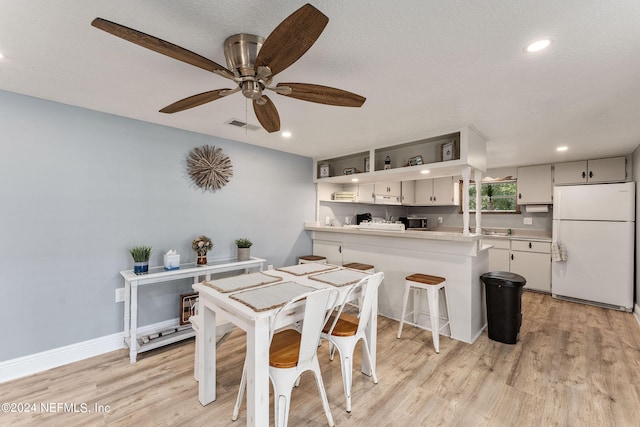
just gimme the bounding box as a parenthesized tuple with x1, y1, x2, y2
(399, 216, 428, 229)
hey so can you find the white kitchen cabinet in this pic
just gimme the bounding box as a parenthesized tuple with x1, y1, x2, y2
(415, 177, 458, 205)
(483, 238, 551, 293)
(401, 180, 416, 205)
(554, 157, 626, 185)
(517, 164, 552, 204)
(355, 183, 375, 203)
(509, 240, 551, 292)
(484, 238, 510, 272)
(374, 181, 401, 197)
(312, 239, 342, 265)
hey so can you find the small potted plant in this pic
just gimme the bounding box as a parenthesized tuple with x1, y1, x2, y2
(235, 238, 253, 261)
(192, 235, 213, 266)
(130, 245, 152, 275)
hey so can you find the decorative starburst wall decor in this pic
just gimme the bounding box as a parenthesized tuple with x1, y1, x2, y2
(186, 145, 233, 191)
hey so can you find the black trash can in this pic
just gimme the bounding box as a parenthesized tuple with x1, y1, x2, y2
(480, 271, 526, 344)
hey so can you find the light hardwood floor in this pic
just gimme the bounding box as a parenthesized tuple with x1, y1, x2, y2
(2, 292, 640, 426)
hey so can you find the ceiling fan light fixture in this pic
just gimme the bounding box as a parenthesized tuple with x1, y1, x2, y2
(241, 80, 263, 100)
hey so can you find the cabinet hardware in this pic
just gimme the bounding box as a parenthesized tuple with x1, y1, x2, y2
(589, 171, 593, 178)
(582, 171, 586, 179)
(511, 254, 514, 260)
(518, 193, 522, 199)
(339, 246, 342, 253)
(529, 242, 532, 249)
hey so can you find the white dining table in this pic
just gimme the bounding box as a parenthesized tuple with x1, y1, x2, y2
(192, 263, 378, 427)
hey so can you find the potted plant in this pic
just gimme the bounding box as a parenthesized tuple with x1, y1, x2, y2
(130, 245, 152, 275)
(192, 235, 213, 266)
(486, 184, 495, 210)
(235, 238, 253, 261)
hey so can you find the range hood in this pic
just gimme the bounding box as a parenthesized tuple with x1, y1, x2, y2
(374, 194, 401, 205)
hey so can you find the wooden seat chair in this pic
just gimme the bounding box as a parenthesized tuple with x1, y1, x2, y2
(232, 287, 339, 427)
(320, 272, 384, 413)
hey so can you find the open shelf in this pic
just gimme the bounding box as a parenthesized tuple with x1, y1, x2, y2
(313, 126, 485, 184)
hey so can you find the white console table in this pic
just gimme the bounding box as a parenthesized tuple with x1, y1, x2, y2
(120, 257, 265, 363)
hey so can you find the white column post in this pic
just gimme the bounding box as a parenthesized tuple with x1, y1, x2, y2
(461, 167, 471, 236)
(474, 169, 483, 234)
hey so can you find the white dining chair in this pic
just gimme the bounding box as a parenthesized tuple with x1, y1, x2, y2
(232, 287, 339, 427)
(320, 271, 384, 413)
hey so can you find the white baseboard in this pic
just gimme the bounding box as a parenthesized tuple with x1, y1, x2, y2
(0, 318, 181, 384)
(634, 303, 640, 326)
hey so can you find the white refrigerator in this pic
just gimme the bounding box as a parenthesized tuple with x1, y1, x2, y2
(552, 182, 635, 311)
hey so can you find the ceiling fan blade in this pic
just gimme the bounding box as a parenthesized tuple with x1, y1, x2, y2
(91, 18, 234, 78)
(159, 89, 233, 113)
(253, 96, 281, 133)
(275, 83, 366, 107)
(255, 4, 328, 77)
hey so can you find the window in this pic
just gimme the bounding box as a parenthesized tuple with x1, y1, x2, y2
(459, 179, 520, 213)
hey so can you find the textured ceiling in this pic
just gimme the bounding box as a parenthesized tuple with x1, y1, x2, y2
(2, 0, 640, 168)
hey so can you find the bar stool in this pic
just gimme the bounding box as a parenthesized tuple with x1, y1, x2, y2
(343, 262, 375, 273)
(397, 273, 451, 353)
(298, 255, 327, 264)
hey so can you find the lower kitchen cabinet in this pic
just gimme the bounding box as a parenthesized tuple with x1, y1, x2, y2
(312, 239, 342, 265)
(484, 238, 551, 293)
(486, 238, 510, 272)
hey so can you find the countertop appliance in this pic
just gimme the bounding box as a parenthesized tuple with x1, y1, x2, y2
(552, 182, 635, 311)
(399, 216, 428, 229)
(356, 213, 372, 225)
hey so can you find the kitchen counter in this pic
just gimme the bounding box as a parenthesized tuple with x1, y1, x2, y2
(304, 223, 482, 243)
(305, 223, 551, 243)
(305, 223, 489, 343)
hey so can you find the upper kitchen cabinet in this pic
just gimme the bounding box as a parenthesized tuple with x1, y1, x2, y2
(554, 157, 627, 185)
(415, 177, 459, 205)
(401, 180, 416, 205)
(374, 181, 401, 197)
(313, 125, 487, 184)
(373, 181, 402, 205)
(517, 164, 552, 204)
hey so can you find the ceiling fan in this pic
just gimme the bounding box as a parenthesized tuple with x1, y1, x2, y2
(91, 3, 366, 133)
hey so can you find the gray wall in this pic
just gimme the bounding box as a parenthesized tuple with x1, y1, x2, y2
(0, 90, 315, 361)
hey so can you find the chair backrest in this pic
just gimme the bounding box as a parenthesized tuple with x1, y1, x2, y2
(270, 287, 338, 365)
(326, 271, 384, 336)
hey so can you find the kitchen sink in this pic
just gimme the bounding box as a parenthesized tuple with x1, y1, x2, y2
(482, 231, 510, 236)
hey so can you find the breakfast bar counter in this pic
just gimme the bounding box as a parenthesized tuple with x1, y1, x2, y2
(305, 223, 489, 344)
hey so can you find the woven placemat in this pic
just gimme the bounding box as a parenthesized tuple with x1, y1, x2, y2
(308, 269, 371, 287)
(229, 281, 316, 312)
(203, 271, 282, 293)
(275, 262, 338, 276)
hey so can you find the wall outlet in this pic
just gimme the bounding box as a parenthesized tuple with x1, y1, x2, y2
(267, 264, 274, 270)
(115, 287, 125, 303)
(437, 217, 443, 224)
(523, 217, 533, 225)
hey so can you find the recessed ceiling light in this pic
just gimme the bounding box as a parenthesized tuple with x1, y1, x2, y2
(351, 178, 358, 182)
(420, 169, 430, 174)
(525, 39, 551, 53)
(281, 131, 291, 138)
(557, 146, 568, 152)
(0, 52, 4, 59)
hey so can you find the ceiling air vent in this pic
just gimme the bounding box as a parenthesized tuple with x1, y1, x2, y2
(226, 119, 260, 131)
